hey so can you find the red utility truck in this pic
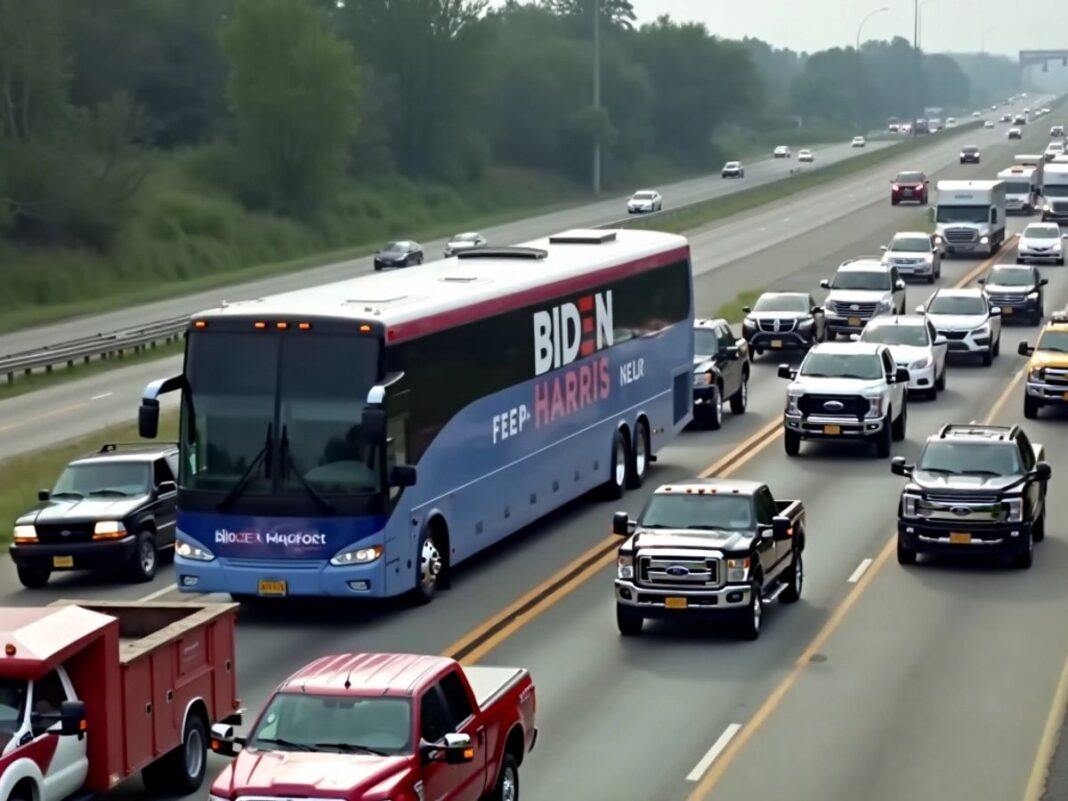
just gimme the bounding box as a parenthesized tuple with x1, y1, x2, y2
(209, 653, 536, 801)
(0, 601, 240, 801)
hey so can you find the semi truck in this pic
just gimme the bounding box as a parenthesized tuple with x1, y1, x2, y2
(997, 165, 1042, 214)
(1042, 163, 1068, 223)
(935, 180, 1007, 257)
(0, 601, 240, 801)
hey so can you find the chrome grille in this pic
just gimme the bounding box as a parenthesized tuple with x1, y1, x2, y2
(916, 498, 1004, 523)
(925, 491, 1001, 504)
(944, 228, 978, 243)
(827, 300, 878, 317)
(758, 318, 797, 332)
(985, 292, 1028, 306)
(798, 394, 870, 417)
(1043, 368, 1068, 386)
(638, 551, 721, 589)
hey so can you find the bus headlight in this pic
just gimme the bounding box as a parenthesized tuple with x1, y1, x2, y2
(617, 554, 634, 579)
(330, 543, 384, 567)
(176, 535, 215, 562)
(726, 557, 750, 583)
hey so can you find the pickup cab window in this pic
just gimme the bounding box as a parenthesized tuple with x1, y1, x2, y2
(1015, 431, 1036, 470)
(640, 493, 753, 530)
(31, 670, 67, 736)
(420, 687, 452, 744)
(753, 488, 776, 525)
(439, 672, 474, 727)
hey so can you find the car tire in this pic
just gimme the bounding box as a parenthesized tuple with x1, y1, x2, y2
(626, 419, 651, 489)
(128, 531, 158, 583)
(875, 414, 892, 458)
(142, 711, 208, 796)
(616, 603, 644, 636)
(993, 337, 1001, 357)
(736, 579, 763, 641)
(784, 428, 801, 457)
(981, 347, 993, 367)
(487, 754, 520, 801)
(1034, 511, 1046, 543)
(16, 565, 51, 589)
(1012, 534, 1034, 570)
(603, 428, 630, 500)
(779, 549, 803, 604)
(892, 402, 907, 442)
(706, 384, 723, 430)
(936, 364, 946, 393)
(729, 373, 748, 415)
(897, 538, 917, 565)
(1024, 395, 1041, 419)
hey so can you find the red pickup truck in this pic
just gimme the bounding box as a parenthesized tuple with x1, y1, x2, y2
(0, 600, 240, 801)
(209, 653, 537, 801)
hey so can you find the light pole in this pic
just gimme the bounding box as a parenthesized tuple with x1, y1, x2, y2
(917, 0, 937, 49)
(592, 0, 601, 194)
(980, 27, 995, 54)
(856, 6, 889, 52)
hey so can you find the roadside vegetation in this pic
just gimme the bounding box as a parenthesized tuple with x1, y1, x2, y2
(0, 0, 1017, 331)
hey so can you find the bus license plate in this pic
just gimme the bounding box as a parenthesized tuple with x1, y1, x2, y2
(52, 556, 74, 569)
(824, 424, 841, 435)
(771, 339, 783, 348)
(848, 316, 861, 327)
(258, 579, 287, 597)
(949, 532, 972, 544)
(665, 597, 688, 610)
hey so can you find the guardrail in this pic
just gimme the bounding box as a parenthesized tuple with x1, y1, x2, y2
(0, 316, 188, 385)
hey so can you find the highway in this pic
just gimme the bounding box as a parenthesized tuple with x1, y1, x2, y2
(1, 97, 1066, 801)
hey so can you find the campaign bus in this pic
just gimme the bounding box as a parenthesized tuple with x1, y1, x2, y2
(138, 228, 694, 601)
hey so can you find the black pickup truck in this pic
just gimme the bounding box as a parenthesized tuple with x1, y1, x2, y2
(892, 424, 1050, 569)
(612, 479, 805, 640)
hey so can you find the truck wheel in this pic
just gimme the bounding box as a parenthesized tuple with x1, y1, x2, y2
(1012, 534, 1034, 570)
(616, 603, 643, 636)
(897, 537, 917, 566)
(892, 403, 907, 442)
(602, 429, 630, 500)
(736, 580, 763, 641)
(784, 429, 801, 457)
(143, 712, 208, 795)
(779, 550, 803, 603)
(1033, 512, 1046, 543)
(707, 384, 723, 430)
(16, 565, 51, 589)
(626, 419, 650, 489)
(1024, 395, 1041, 419)
(487, 753, 520, 801)
(729, 373, 748, 415)
(875, 415, 892, 458)
(128, 532, 158, 583)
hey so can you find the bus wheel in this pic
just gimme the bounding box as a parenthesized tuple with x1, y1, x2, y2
(603, 429, 630, 500)
(627, 419, 651, 489)
(413, 529, 445, 604)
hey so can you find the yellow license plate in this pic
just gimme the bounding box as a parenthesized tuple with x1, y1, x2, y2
(949, 532, 972, 544)
(664, 597, 688, 610)
(1062, 392, 1068, 401)
(771, 339, 783, 348)
(258, 579, 287, 597)
(824, 424, 842, 435)
(1003, 307, 1013, 315)
(52, 556, 74, 569)
(848, 317, 861, 327)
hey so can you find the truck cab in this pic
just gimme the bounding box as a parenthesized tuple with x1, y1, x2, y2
(1019, 313, 1068, 418)
(997, 165, 1041, 214)
(692, 318, 749, 429)
(1041, 163, 1068, 223)
(934, 180, 1007, 257)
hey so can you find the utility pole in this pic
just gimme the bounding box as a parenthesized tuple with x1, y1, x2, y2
(913, 0, 920, 135)
(592, 0, 602, 193)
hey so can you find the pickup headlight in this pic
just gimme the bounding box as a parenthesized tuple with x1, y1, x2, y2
(865, 395, 884, 419)
(693, 369, 713, 387)
(176, 535, 215, 562)
(617, 553, 634, 580)
(902, 493, 921, 517)
(909, 356, 931, 369)
(330, 543, 384, 567)
(1027, 291, 1039, 300)
(786, 391, 802, 414)
(980, 236, 990, 244)
(92, 520, 127, 540)
(1004, 497, 1024, 522)
(726, 557, 750, 583)
(877, 299, 893, 313)
(13, 524, 37, 543)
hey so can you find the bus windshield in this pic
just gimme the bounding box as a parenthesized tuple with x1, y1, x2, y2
(181, 330, 383, 500)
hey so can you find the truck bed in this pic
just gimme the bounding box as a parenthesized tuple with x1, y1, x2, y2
(464, 665, 527, 710)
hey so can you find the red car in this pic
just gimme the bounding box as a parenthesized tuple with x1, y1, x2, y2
(210, 653, 538, 801)
(891, 171, 929, 205)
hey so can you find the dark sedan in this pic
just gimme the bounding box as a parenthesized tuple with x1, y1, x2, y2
(373, 240, 424, 270)
(959, 145, 981, 164)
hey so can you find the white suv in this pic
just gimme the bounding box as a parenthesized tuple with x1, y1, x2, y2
(881, 231, 941, 283)
(1018, 222, 1065, 265)
(918, 288, 1003, 366)
(820, 259, 907, 339)
(860, 315, 948, 399)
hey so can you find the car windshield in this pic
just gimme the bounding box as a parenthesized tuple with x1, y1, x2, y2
(0, 680, 26, 753)
(862, 324, 928, 347)
(889, 236, 930, 253)
(896, 172, 925, 183)
(452, 233, 479, 242)
(918, 442, 1021, 476)
(1046, 185, 1068, 198)
(936, 205, 988, 223)
(988, 267, 1035, 286)
(725, 162, 739, 168)
(962, 147, 978, 154)
(927, 295, 986, 315)
(384, 241, 406, 251)
(249, 693, 411, 755)
(754, 294, 809, 312)
(1039, 331, 1068, 353)
(633, 192, 655, 199)
(832, 270, 890, 291)
(52, 462, 150, 498)
(801, 352, 883, 380)
(639, 493, 754, 531)
(1003, 180, 1031, 194)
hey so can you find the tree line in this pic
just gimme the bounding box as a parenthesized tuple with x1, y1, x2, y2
(0, 0, 1016, 252)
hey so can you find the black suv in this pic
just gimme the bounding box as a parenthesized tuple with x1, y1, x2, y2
(892, 425, 1050, 569)
(979, 264, 1047, 325)
(692, 318, 749, 429)
(11, 443, 179, 588)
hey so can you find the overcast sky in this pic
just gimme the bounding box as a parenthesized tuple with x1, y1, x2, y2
(633, 0, 1068, 58)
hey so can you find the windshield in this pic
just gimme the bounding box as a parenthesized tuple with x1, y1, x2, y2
(452, 233, 479, 242)
(832, 270, 890, 291)
(182, 330, 382, 500)
(801, 352, 883, 380)
(962, 147, 978, 154)
(1044, 185, 1068, 197)
(383, 242, 405, 251)
(694, 329, 720, 356)
(53, 462, 150, 498)
(927, 295, 986, 315)
(633, 192, 655, 199)
(250, 693, 411, 755)
(862, 324, 928, 347)
(0, 680, 26, 753)
(918, 442, 1021, 476)
(754, 294, 808, 312)
(936, 205, 988, 223)
(889, 236, 930, 253)
(640, 493, 754, 531)
(1038, 331, 1068, 353)
(988, 267, 1035, 286)
(896, 172, 924, 183)
(1003, 181, 1031, 194)
(1025, 226, 1060, 239)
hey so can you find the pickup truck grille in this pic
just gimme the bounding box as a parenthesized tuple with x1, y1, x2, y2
(1040, 367, 1068, 385)
(925, 491, 1002, 505)
(917, 495, 1005, 522)
(638, 552, 720, 589)
(1050, 200, 1068, 214)
(944, 227, 978, 243)
(798, 394, 870, 418)
(827, 300, 878, 318)
(34, 523, 95, 544)
(757, 318, 797, 332)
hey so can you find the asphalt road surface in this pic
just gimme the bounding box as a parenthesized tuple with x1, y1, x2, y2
(0, 97, 1065, 801)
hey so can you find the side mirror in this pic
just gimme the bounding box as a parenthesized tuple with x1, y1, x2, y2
(389, 465, 417, 488)
(725, 345, 741, 360)
(811, 306, 823, 314)
(935, 335, 947, 346)
(777, 364, 796, 380)
(423, 733, 475, 765)
(819, 279, 831, 289)
(139, 401, 160, 439)
(990, 307, 1002, 316)
(977, 278, 986, 285)
(771, 515, 792, 541)
(59, 700, 87, 738)
(1040, 278, 1049, 286)
(361, 407, 386, 445)
(37, 489, 50, 502)
(1018, 341, 1035, 356)
(880, 245, 888, 251)
(157, 480, 177, 496)
(612, 512, 630, 537)
(1033, 462, 1052, 482)
(210, 722, 245, 757)
(895, 280, 906, 291)
(895, 367, 911, 383)
(890, 456, 914, 477)
(741, 306, 752, 314)
(915, 304, 926, 314)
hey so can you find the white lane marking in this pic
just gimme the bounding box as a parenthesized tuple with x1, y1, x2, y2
(137, 584, 179, 602)
(90, 392, 113, 401)
(848, 558, 874, 584)
(687, 723, 742, 782)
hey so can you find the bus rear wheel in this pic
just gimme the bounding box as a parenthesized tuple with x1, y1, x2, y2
(603, 428, 630, 500)
(627, 419, 651, 489)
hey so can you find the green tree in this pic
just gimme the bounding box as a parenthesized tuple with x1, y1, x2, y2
(0, 0, 68, 141)
(221, 0, 361, 214)
(546, 0, 637, 30)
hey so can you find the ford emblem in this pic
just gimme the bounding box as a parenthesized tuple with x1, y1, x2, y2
(951, 506, 971, 517)
(60, 529, 72, 538)
(850, 304, 860, 310)
(665, 565, 690, 577)
(823, 400, 845, 411)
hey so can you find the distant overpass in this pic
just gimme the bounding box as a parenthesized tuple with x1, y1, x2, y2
(1020, 50, 1068, 72)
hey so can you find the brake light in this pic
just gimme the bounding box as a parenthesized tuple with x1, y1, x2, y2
(193, 320, 207, 330)
(276, 321, 289, 330)
(254, 321, 267, 330)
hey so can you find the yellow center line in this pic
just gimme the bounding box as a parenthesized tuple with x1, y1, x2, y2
(1023, 653, 1068, 801)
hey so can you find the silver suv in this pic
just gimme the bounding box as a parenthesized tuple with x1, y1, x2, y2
(820, 259, 907, 339)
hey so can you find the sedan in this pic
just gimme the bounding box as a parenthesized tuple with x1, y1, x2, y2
(373, 240, 423, 270)
(443, 231, 486, 257)
(627, 190, 662, 213)
(959, 145, 981, 164)
(1018, 222, 1065, 266)
(860, 315, 948, 399)
(851, 136, 867, 148)
(773, 145, 792, 158)
(1000, 114, 1012, 123)
(798, 149, 815, 163)
(721, 161, 745, 178)
(1008, 128, 1023, 140)
(984, 120, 995, 129)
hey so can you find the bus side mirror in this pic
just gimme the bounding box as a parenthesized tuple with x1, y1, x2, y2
(361, 407, 386, 445)
(389, 465, 417, 488)
(139, 401, 160, 439)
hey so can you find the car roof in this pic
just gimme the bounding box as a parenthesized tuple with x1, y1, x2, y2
(838, 259, 888, 272)
(810, 341, 884, 355)
(68, 443, 176, 467)
(865, 314, 926, 328)
(890, 231, 930, 239)
(653, 478, 764, 496)
(1024, 223, 1061, 232)
(932, 287, 983, 299)
(758, 291, 808, 299)
(278, 653, 454, 698)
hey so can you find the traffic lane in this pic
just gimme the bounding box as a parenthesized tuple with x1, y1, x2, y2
(0, 138, 894, 358)
(482, 275, 1040, 801)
